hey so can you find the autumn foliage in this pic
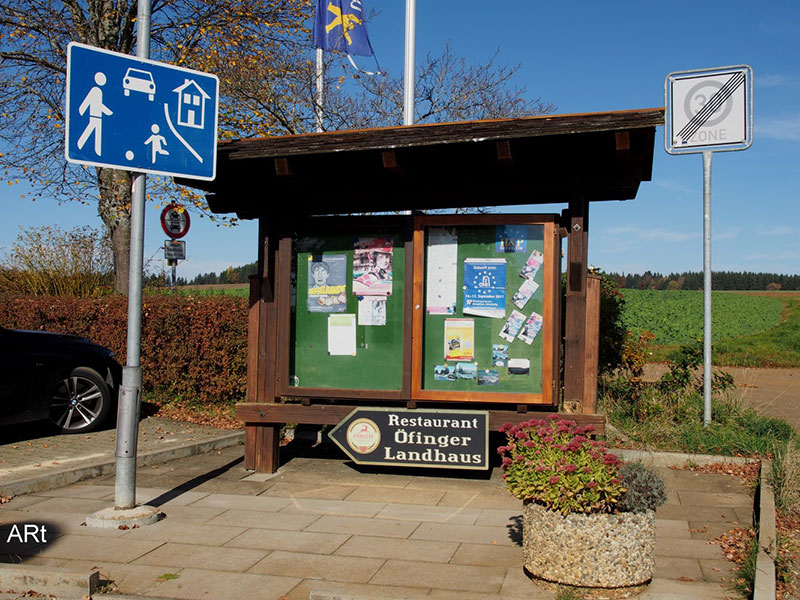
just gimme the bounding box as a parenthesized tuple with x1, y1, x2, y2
(0, 295, 247, 406)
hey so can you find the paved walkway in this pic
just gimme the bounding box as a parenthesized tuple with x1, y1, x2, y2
(0, 439, 754, 599)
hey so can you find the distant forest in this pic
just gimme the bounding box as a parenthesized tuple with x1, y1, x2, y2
(183, 264, 799, 291)
(608, 271, 800, 291)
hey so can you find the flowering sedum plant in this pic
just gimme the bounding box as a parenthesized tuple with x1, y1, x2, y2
(498, 415, 625, 515)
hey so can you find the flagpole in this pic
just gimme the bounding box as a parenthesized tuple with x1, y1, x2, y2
(315, 47, 324, 132)
(403, 0, 416, 126)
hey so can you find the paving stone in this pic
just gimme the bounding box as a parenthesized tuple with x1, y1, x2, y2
(35, 533, 164, 563)
(637, 577, 730, 599)
(474, 507, 523, 527)
(0, 555, 69, 568)
(226, 528, 349, 554)
(285, 579, 431, 600)
(205, 508, 320, 531)
(153, 505, 227, 523)
(17, 496, 111, 514)
(450, 543, 522, 566)
(497, 566, 557, 599)
(699, 558, 736, 583)
(655, 537, 725, 560)
(687, 520, 737, 540)
(146, 567, 300, 599)
(678, 490, 753, 508)
(335, 535, 457, 562)
(437, 490, 520, 509)
(259, 482, 356, 500)
(371, 559, 505, 593)
(124, 487, 209, 508)
(654, 555, 704, 581)
(0, 495, 50, 510)
(344, 485, 444, 505)
(63, 559, 176, 596)
(279, 497, 386, 518)
(34, 484, 115, 499)
(375, 502, 481, 524)
(121, 519, 246, 546)
(190, 492, 293, 512)
(132, 541, 266, 572)
(305, 515, 419, 538)
(248, 550, 384, 583)
(655, 518, 693, 539)
(656, 503, 750, 524)
(410, 522, 517, 546)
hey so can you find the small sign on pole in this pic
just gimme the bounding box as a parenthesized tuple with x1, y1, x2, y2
(664, 65, 753, 427)
(160, 204, 191, 239)
(164, 240, 186, 261)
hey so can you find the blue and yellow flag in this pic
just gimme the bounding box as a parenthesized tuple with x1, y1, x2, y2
(313, 0, 375, 57)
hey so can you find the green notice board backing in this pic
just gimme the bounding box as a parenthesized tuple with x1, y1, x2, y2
(288, 225, 406, 392)
(412, 215, 556, 405)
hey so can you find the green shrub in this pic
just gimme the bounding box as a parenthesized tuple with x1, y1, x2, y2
(617, 463, 667, 513)
(498, 416, 625, 515)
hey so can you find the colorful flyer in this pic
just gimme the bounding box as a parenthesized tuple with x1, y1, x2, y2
(478, 369, 500, 385)
(512, 278, 540, 310)
(434, 364, 455, 381)
(508, 358, 530, 375)
(353, 237, 392, 296)
(454, 362, 477, 380)
(492, 344, 509, 367)
(357, 297, 387, 326)
(518, 311, 543, 345)
(495, 225, 529, 253)
(308, 254, 347, 313)
(520, 249, 544, 281)
(463, 258, 506, 319)
(328, 313, 356, 356)
(444, 318, 475, 361)
(426, 227, 458, 314)
(499, 310, 526, 343)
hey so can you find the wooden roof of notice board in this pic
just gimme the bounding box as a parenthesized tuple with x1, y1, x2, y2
(183, 108, 665, 219)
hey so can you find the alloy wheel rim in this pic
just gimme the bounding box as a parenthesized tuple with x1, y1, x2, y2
(51, 376, 103, 431)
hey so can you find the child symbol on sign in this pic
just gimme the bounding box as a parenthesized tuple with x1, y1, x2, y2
(145, 124, 169, 163)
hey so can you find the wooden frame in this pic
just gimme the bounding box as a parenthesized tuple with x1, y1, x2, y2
(275, 215, 414, 401)
(410, 214, 559, 406)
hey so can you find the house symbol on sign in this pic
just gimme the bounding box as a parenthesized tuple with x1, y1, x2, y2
(173, 79, 210, 129)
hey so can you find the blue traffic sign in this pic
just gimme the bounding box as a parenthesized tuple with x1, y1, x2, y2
(65, 42, 219, 181)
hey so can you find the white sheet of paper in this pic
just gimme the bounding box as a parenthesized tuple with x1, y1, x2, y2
(426, 227, 458, 314)
(328, 313, 357, 356)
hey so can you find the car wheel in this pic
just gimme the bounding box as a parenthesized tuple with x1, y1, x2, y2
(49, 367, 111, 434)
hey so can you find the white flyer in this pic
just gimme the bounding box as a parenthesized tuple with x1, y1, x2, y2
(426, 227, 458, 314)
(328, 313, 357, 356)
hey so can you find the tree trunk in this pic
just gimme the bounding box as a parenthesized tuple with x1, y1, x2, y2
(97, 167, 133, 295)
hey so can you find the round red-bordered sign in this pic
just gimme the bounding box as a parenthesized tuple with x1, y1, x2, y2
(160, 205, 191, 239)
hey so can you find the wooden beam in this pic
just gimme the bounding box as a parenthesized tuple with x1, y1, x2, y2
(496, 140, 513, 164)
(583, 274, 601, 414)
(236, 403, 605, 434)
(615, 131, 631, 151)
(563, 195, 589, 410)
(274, 157, 293, 177)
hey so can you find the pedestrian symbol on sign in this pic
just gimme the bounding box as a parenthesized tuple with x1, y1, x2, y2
(76, 72, 113, 156)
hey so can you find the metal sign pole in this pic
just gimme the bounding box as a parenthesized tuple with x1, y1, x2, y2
(403, 0, 416, 126)
(115, 0, 151, 511)
(702, 150, 713, 427)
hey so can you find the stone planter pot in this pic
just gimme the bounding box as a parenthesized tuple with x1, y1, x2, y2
(522, 501, 656, 599)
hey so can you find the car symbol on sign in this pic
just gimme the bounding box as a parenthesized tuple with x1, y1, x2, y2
(123, 68, 155, 101)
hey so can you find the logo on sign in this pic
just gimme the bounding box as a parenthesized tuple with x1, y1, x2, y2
(346, 418, 381, 454)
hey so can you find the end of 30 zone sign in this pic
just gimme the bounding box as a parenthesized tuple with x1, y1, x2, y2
(665, 65, 753, 154)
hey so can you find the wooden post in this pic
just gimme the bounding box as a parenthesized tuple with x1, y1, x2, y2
(583, 274, 601, 414)
(563, 196, 589, 413)
(243, 218, 281, 473)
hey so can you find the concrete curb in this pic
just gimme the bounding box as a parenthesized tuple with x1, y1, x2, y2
(1, 431, 244, 497)
(0, 564, 98, 599)
(615, 448, 757, 467)
(754, 460, 777, 600)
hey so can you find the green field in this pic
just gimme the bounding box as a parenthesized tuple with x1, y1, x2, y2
(619, 290, 800, 367)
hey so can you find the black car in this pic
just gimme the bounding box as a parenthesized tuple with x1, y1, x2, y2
(0, 326, 121, 433)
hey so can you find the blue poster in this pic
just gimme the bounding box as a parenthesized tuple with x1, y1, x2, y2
(463, 258, 506, 319)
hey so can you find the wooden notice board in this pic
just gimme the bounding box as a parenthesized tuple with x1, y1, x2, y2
(411, 215, 558, 405)
(283, 219, 410, 397)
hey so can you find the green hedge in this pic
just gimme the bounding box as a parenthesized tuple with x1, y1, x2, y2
(0, 295, 248, 406)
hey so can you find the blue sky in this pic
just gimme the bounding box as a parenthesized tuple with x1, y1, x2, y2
(1, 0, 798, 280)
